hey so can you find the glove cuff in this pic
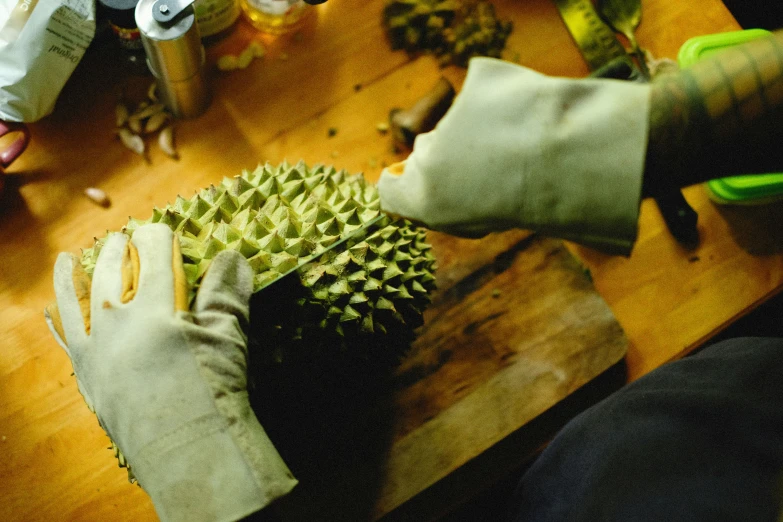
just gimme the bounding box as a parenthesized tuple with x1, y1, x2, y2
(131, 408, 296, 522)
(509, 66, 651, 255)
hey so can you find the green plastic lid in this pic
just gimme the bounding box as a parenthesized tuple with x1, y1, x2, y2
(678, 28, 772, 66)
(678, 29, 783, 204)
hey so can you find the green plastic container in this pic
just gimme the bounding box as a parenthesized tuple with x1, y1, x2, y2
(678, 29, 783, 205)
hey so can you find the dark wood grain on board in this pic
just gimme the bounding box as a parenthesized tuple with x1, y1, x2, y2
(259, 231, 627, 521)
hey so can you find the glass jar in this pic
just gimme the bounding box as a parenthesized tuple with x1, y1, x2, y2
(241, 0, 312, 35)
(194, 0, 240, 38)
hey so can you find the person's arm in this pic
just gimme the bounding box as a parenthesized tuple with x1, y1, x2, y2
(378, 34, 783, 254)
(377, 57, 652, 254)
(645, 31, 783, 194)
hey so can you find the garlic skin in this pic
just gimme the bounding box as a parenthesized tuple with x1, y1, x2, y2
(117, 128, 145, 158)
(84, 187, 111, 208)
(158, 126, 178, 159)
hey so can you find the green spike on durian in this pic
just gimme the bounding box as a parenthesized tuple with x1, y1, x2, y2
(213, 192, 238, 214)
(317, 217, 341, 237)
(284, 237, 314, 258)
(363, 277, 383, 293)
(236, 237, 261, 258)
(229, 208, 253, 229)
(258, 175, 278, 198)
(328, 279, 351, 296)
(230, 175, 255, 197)
(410, 279, 428, 294)
(187, 195, 212, 220)
(200, 184, 220, 205)
(238, 189, 266, 211)
(200, 203, 234, 224)
(210, 223, 241, 245)
(347, 270, 367, 283)
(366, 258, 387, 275)
(247, 250, 273, 272)
(339, 305, 362, 323)
(349, 292, 369, 305)
(383, 264, 405, 281)
(271, 252, 298, 273)
(360, 314, 375, 333)
(171, 195, 190, 214)
(242, 218, 267, 241)
(374, 296, 396, 311)
(183, 263, 200, 283)
(258, 231, 286, 254)
(254, 270, 278, 288)
(176, 217, 202, 236)
(202, 236, 226, 259)
(280, 179, 305, 201)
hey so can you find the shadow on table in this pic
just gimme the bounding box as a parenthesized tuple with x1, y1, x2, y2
(713, 199, 783, 255)
(0, 170, 57, 290)
(245, 286, 401, 522)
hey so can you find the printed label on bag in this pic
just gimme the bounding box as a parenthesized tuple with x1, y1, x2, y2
(0, 0, 39, 44)
(45, 3, 93, 63)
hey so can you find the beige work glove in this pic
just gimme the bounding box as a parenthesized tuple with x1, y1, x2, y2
(377, 57, 651, 255)
(44, 223, 297, 522)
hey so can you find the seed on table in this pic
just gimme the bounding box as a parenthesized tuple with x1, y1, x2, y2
(84, 187, 111, 208)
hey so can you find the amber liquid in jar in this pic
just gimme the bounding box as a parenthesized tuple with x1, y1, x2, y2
(241, 0, 312, 34)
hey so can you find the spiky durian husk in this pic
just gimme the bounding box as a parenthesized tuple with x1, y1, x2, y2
(81, 161, 437, 363)
(80, 161, 437, 481)
(383, 0, 513, 67)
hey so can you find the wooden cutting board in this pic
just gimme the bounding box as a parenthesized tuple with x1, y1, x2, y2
(253, 229, 628, 521)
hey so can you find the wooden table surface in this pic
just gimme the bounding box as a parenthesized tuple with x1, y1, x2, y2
(2, 0, 770, 520)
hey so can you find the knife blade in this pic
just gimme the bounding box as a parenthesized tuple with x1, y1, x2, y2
(552, 0, 699, 247)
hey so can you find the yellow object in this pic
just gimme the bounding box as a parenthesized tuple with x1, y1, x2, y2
(217, 41, 266, 71)
(241, 0, 312, 34)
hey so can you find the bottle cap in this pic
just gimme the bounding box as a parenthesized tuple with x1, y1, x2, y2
(100, 0, 139, 29)
(135, 0, 210, 118)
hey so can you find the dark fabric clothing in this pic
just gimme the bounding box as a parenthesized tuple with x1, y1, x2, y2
(507, 337, 783, 522)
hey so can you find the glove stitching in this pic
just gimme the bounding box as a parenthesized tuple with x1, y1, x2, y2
(132, 412, 228, 474)
(180, 325, 271, 493)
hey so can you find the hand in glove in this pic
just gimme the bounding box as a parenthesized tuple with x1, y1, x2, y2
(44, 223, 296, 522)
(377, 57, 651, 255)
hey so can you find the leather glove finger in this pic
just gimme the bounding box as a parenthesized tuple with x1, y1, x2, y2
(46, 252, 95, 409)
(90, 233, 128, 316)
(128, 223, 179, 309)
(49, 252, 91, 351)
(192, 249, 254, 343)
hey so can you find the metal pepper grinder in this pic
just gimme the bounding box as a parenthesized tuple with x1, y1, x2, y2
(135, 0, 210, 118)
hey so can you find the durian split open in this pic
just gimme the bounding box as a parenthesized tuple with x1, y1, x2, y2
(82, 160, 437, 363)
(80, 161, 438, 481)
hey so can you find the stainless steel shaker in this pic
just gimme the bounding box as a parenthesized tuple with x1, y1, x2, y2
(135, 0, 210, 118)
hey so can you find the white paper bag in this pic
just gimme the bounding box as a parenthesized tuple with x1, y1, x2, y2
(0, 0, 96, 122)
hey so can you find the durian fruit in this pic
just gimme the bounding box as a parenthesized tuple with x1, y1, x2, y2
(382, 0, 513, 67)
(81, 161, 437, 367)
(80, 161, 436, 481)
